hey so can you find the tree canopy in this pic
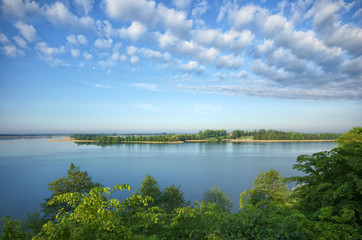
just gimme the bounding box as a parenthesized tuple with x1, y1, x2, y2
(240, 169, 290, 207)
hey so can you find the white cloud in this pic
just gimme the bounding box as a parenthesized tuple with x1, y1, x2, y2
(96, 20, 117, 38)
(36, 42, 65, 56)
(184, 85, 362, 100)
(132, 83, 159, 91)
(66, 35, 78, 45)
(0, 33, 10, 45)
(126, 45, 138, 55)
(77, 35, 88, 45)
(43, 2, 78, 26)
(130, 55, 139, 64)
(94, 38, 113, 49)
(192, 28, 254, 52)
(83, 51, 93, 60)
(1, 0, 40, 18)
(14, 21, 37, 42)
(1, 44, 25, 58)
(178, 61, 205, 74)
(120, 54, 127, 62)
(172, 0, 192, 10)
(227, 4, 261, 29)
(73, 0, 94, 15)
(70, 48, 80, 58)
(192, 0, 208, 19)
(119, 21, 147, 41)
(13, 36, 27, 48)
(257, 39, 274, 54)
(102, 0, 192, 38)
(140, 48, 170, 61)
(43, 1, 95, 30)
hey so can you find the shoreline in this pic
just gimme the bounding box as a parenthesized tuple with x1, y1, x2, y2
(48, 138, 337, 144)
(230, 139, 336, 143)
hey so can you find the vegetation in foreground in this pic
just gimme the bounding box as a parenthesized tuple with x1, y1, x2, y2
(1, 127, 361, 239)
(71, 129, 342, 144)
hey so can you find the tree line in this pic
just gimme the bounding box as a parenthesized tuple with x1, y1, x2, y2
(71, 129, 342, 144)
(1, 127, 361, 239)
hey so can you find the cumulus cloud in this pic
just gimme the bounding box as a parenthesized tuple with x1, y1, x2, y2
(73, 0, 94, 15)
(35, 42, 66, 65)
(173, 0, 192, 10)
(94, 38, 113, 49)
(83, 51, 93, 60)
(182, 84, 362, 100)
(0, 44, 25, 58)
(1, 0, 40, 18)
(13, 36, 27, 48)
(70, 48, 80, 58)
(192, 28, 254, 52)
(178, 61, 205, 74)
(77, 35, 88, 45)
(102, 0, 192, 38)
(130, 55, 139, 64)
(132, 83, 159, 91)
(0, 33, 10, 45)
(119, 21, 147, 41)
(14, 21, 36, 42)
(192, 0, 208, 19)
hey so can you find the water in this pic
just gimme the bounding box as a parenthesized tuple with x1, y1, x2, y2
(0, 137, 337, 218)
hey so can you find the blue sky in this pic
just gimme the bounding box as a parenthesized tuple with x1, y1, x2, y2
(0, 0, 361, 134)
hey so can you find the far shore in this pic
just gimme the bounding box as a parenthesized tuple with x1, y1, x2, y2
(49, 137, 337, 144)
(229, 139, 336, 143)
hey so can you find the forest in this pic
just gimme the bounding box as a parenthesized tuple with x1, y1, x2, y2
(0, 127, 361, 239)
(70, 129, 342, 144)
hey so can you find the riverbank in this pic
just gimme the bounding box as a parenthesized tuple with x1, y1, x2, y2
(49, 137, 336, 144)
(230, 139, 336, 143)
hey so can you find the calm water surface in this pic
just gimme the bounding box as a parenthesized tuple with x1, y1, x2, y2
(0, 137, 337, 218)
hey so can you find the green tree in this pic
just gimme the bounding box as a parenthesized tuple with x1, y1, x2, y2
(161, 185, 187, 213)
(240, 169, 290, 207)
(137, 175, 162, 208)
(336, 126, 362, 145)
(41, 163, 101, 220)
(290, 143, 362, 226)
(0, 216, 30, 240)
(34, 184, 136, 240)
(202, 186, 233, 212)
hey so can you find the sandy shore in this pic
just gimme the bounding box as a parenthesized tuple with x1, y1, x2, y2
(48, 137, 336, 144)
(48, 139, 97, 142)
(231, 139, 336, 143)
(184, 140, 211, 142)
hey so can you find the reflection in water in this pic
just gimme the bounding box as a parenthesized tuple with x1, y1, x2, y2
(0, 138, 337, 219)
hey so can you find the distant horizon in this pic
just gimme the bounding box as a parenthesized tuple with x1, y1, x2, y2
(0, 127, 350, 135)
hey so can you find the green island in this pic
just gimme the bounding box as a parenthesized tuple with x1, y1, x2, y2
(1, 127, 361, 239)
(69, 129, 342, 145)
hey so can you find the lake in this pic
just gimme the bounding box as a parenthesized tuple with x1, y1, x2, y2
(0, 137, 337, 219)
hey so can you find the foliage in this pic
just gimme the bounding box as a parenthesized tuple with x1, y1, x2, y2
(240, 169, 290, 207)
(0, 216, 31, 240)
(71, 128, 342, 144)
(335, 126, 362, 145)
(136, 175, 162, 208)
(161, 185, 188, 213)
(290, 143, 362, 227)
(202, 186, 233, 212)
(2, 129, 362, 239)
(34, 184, 135, 240)
(41, 163, 102, 220)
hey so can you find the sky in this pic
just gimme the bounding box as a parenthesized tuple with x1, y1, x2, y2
(0, 0, 361, 134)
